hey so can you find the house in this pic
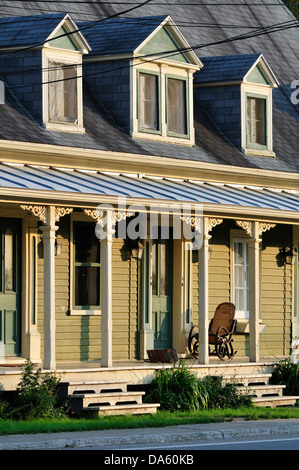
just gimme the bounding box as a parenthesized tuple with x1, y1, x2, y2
(0, 1, 298, 385)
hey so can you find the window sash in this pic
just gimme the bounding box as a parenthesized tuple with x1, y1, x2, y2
(233, 240, 249, 318)
(49, 61, 78, 124)
(167, 77, 187, 135)
(247, 97, 266, 146)
(73, 222, 101, 309)
(139, 73, 159, 131)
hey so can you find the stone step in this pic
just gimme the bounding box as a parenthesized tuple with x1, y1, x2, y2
(82, 403, 160, 416)
(237, 384, 286, 398)
(222, 374, 272, 387)
(68, 391, 146, 416)
(253, 396, 299, 408)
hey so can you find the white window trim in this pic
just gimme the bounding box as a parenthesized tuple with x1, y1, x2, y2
(232, 237, 249, 320)
(69, 212, 101, 316)
(131, 60, 195, 146)
(230, 229, 264, 332)
(241, 82, 275, 157)
(42, 47, 85, 133)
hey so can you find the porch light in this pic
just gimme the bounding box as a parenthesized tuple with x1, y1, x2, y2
(279, 245, 294, 265)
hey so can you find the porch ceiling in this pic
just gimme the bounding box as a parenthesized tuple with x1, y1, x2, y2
(0, 162, 299, 213)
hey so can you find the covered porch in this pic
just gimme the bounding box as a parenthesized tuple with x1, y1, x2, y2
(0, 163, 298, 372)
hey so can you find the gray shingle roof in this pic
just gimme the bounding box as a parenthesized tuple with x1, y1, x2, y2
(0, 1, 297, 175)
(195, 53, 261, 83)
(0, 13, 67, 47)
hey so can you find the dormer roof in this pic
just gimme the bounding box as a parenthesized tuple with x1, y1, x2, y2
(0, 13, 90, 53)
(79, 15, 202, 67)
(196, 53, 279, 87)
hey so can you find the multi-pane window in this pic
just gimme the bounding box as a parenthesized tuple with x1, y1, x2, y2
(247, 97, 266, 146)
(73, 222, 100, 309)
(139, 73, 159, 131)
(137, 72, 189, 139)
(233, 240, 249, 319)
(48, 61, 78, 124)
(167, 77, 187, 135)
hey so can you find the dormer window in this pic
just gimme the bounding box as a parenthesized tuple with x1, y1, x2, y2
(132, 17, 202, 146)
(241, 56, 279, 157)
(41, 14, 90, 133)
(195, 53, 279, 157)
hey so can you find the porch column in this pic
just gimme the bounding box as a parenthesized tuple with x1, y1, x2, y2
(198, 217, 210, 364)
(40, 206, 58, 370)
(248, 221, 261, 363)
(100, 211, 114, 368)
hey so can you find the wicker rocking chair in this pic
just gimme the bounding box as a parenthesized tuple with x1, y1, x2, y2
(188, 302, 237, 361)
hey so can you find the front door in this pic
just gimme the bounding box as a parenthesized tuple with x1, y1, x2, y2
(0, 218, 21, 356)
(152, 238, 173, 349)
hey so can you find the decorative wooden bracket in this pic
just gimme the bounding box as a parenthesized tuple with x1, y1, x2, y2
(236, 220, 276, 237)
(21, 205, 73, 224)
(20, 205, 46, 224)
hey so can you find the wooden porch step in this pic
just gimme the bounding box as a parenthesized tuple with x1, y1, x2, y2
(222, 374, 272, 387)
(59, 380, 160, 417)
(253, 396, 299, 408)
(83, 403, 160, 416)
(69, 391, 145, 415)
(58, 380, 128, 401)
(237, 384, 286, 398)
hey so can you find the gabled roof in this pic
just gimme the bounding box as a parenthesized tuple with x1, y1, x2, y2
(78, 16, 168, 56)
(0, 13, 90, 52)
(78, 15, 202, 66)
(195, 53, 279, 86)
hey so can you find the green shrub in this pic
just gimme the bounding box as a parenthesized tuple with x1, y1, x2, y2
(203, 375, 253, 409)
(145, 360, 252, 411)
(271, 359, 299, 396)
(145, 360, 209, 411)
(14, 360, 65, 420)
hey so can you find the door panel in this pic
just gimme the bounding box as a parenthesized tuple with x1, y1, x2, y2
(152, 238, 173, 348)
(0, 219, 21, 356)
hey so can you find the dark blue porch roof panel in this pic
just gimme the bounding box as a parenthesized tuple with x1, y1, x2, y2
(0, 163, 298, 213)
(0, 13, 67, 47)
(195, 53, 261, 84)
(78, 16, 168, 56)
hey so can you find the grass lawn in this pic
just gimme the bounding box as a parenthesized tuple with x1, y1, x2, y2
(0, 406, 299, 436)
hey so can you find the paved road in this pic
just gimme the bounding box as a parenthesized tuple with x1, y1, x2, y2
(1, 418, 299, 451)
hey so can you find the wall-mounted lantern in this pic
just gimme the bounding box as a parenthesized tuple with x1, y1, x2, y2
(279, 245, 294, 265)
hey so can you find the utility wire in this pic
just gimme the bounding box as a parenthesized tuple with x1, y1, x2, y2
(0, 0, 297, 60)
(0, 0, 155, 58)
(3, 17, 298, 90)
(0, 1, 298, 4)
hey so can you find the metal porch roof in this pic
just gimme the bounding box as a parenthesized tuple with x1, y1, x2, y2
(0, 163, 298, 213)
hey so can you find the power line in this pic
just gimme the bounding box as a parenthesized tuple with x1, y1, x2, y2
(0, 0, 155, 59)
(2, 17, 298, 91)
(0, 0, 297, 60)
(0, 6, 277, 27)
(0, 1, 298, 4)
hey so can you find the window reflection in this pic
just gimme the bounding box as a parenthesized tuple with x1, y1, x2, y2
(4, 228, 14, 292)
